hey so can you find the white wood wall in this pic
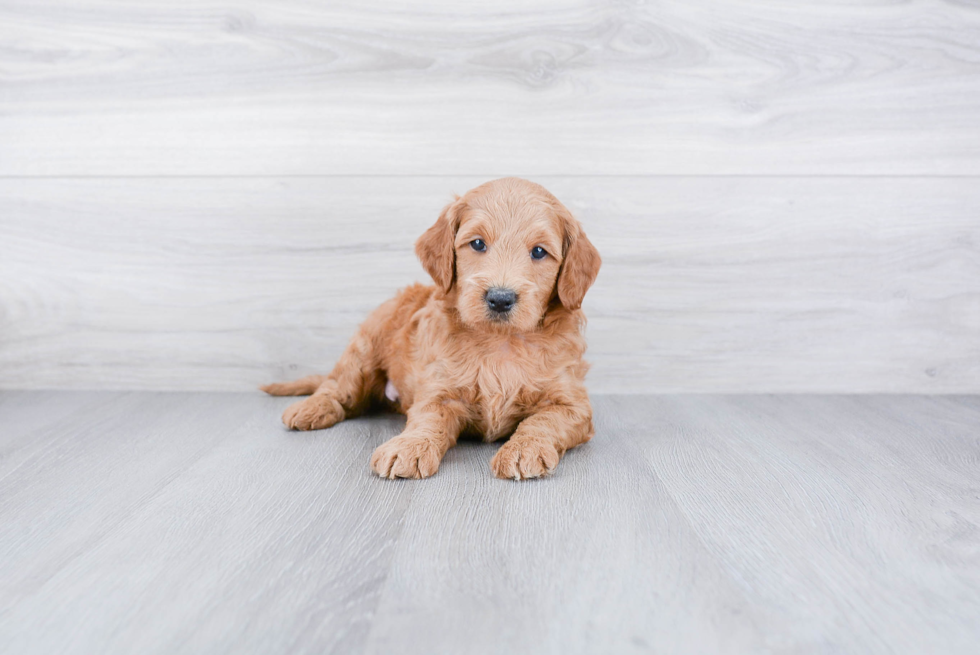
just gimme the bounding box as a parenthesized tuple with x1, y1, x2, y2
(1, 1, 978, 392)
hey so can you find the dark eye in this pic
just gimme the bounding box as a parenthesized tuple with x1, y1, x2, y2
(531, 246, 547, 260)
(470, 239, 487, 252)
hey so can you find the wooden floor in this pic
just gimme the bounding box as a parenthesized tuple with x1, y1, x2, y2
(1, 392, 978, 654)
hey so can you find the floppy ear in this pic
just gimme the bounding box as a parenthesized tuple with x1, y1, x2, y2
(415, 197, 463, 292)
(557, 218, 602, 310)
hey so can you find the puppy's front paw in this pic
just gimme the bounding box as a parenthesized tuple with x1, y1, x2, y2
(491, 438, 560, 481)
(282, 395, 344, 430)
(371, 434, 443, 479)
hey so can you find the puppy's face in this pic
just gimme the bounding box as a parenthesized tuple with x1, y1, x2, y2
(453, 201, 564, 331)
(416, 178, 601, 332)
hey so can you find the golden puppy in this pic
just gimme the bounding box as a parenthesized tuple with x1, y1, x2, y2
(262, 177, 601, 480)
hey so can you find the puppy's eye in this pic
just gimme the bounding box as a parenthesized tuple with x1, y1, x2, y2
(530, 246, 547, 260)
(470, 239, 487, 252)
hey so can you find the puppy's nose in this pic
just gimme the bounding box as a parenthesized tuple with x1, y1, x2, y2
(485, 287, 517, 314)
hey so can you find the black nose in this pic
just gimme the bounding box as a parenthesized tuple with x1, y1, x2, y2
(485, 287, 517, 314)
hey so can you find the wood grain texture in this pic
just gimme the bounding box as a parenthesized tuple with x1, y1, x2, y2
(1, 0, 979, 175)
(0, 392, 415, 654)
(619, 394, 980, 654)
(1, 176, 978, 393)
(1, 392, 978, 654)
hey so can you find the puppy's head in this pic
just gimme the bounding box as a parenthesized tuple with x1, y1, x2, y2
(416, 178, 601, 332)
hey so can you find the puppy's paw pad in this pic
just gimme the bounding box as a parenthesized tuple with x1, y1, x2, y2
(282, 395, 344, 431)
(491, 439, 560, 480)
(370, 435, 442, 479)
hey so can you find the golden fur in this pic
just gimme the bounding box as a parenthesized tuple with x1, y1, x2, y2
(262, 177, 601, 480)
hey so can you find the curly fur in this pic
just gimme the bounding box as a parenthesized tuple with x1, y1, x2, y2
(262, 177, 601, 480)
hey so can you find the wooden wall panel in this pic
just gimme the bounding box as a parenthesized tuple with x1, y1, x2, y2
(1, 0, 979, 175)
(2, 177, 977, 393)
(2, 1, 978, 391)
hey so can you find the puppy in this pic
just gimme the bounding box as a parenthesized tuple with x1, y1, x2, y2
(262, 177, 601, 480)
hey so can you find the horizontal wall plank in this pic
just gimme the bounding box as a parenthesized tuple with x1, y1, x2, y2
(1, 1, 979, 176)
(1, 176, 977, 393)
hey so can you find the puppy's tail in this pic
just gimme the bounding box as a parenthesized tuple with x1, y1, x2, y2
(260, 374, 328, 396)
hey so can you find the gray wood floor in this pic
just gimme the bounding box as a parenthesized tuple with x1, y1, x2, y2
(1, 392, 978, 654)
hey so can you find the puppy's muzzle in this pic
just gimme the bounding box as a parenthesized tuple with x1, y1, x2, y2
(485, 287, 517, 316)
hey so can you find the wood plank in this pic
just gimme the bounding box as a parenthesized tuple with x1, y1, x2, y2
(1, 176, 977, 393)
(0, 392, 254, 612)
(1, 0, 979, 175)
(0, 391, 414, 653)
(1, 392, 978, 653)
(622, 394, 980, 654)
(361, 397, 766, 654)
(0, 390, 127, 481)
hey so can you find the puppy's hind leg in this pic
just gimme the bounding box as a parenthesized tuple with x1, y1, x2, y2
(264, 293, 406, 431)
(273, 330, 384, 431)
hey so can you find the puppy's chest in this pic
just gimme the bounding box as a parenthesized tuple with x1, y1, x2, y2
(456, 339, 552, 439)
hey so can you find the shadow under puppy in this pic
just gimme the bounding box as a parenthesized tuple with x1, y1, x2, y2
(262, 177, 601, 480)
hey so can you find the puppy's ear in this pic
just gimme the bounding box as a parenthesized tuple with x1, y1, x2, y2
(557, 215, 601, 311)
(416, 197, 463, 292)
